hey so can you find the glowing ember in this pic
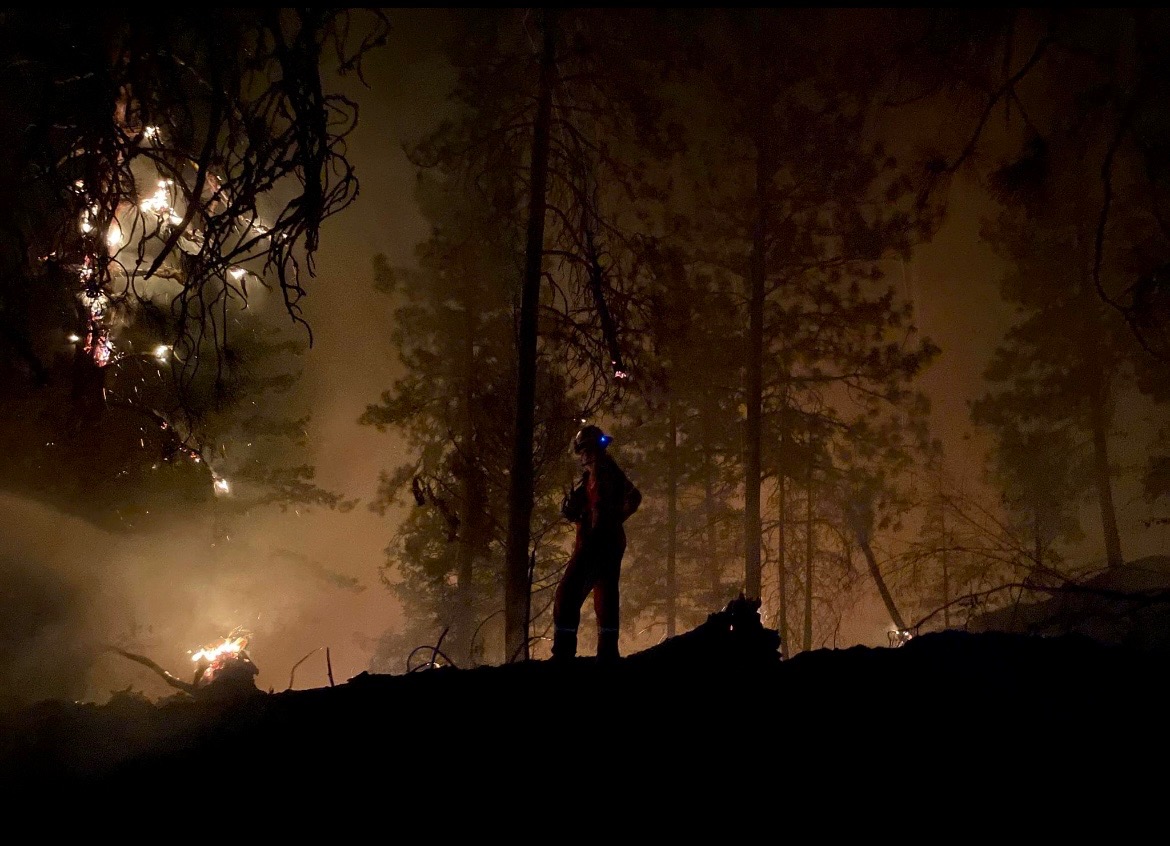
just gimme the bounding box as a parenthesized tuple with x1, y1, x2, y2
(140, 180, 173, 215)
(888, 628, 914, 647)
(84, 328, 113, 366)
(190, 631, 256, 687)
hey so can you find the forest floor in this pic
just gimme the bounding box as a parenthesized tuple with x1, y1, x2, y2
(3, 600, 1166, 821)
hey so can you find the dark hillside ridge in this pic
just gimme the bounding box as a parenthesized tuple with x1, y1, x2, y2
(3, 599, 1165, 799)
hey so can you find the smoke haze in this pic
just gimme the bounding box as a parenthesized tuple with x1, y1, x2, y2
(3, 10, 1167, 707)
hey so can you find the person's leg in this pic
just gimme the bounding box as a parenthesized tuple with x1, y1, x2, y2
(552, 535, 595, 661)
(594, 534, 625, 662)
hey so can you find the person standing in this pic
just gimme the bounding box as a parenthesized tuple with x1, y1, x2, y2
(553, 424, 641, 663)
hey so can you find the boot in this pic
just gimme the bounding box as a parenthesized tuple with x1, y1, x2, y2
(552, 627, 577, 662)
(597, 627, 620, 664)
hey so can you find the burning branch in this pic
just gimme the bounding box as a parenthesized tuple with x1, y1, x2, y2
(110, 630, 259, 698)
(107, 646, 197, 695)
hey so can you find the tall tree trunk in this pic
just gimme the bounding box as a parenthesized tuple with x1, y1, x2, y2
(941, 507, 950, 630)
(455, 293, 482, 663)
(702, 399, 722, 609)
(848, 488, 907, 635)
(802, 459, 813, 652)
(859, 535, 907, 634)
(1087, 373, 1124, 568)
(1073, 227, 1123, 569)
(456, 469, 485, 663)
(777, 472, 789, 659)
(666, 393, 678, 637)
(1033, 493, 1044, 572)
(743, 140, 768, 600)
(504, 9, 555, 663)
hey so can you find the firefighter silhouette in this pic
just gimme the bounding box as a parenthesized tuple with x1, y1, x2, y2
(554, 424, 641, 663)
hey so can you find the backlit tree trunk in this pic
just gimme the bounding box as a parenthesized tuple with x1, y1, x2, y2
(504, 8, 555, 663)
(1087, 368, 1124, 568)
(941, 508, 950, 629)
(666, 393, 678, 637)
(455, 294, 484, 663)
(802, 461, 814, 652)
(777, 472, 789, 659)
(743, 137, 768, 600)
(702, 398, 722, 608)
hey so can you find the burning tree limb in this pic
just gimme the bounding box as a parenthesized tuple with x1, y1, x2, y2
(107, 646, 197, 695)
(111, 631, 260, 697)
(585, 227, 628, 381)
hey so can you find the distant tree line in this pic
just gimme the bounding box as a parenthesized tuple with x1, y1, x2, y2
(364, 8, 1170, 668)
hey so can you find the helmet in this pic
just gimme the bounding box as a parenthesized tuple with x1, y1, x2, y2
(573, 424, 611, 453)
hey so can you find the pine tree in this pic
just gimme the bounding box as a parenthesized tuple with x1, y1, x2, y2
(679, 9, 941, 617)
(402, 8, 673, 660)
(973, 172, 1168, 569)
(361, 167, 579, 666)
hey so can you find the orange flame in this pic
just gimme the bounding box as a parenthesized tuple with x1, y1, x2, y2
(191, 635, 247, 664)
(190, 630, 254, 686)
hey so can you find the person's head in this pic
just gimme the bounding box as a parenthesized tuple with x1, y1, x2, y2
(573, 424, 611, 465)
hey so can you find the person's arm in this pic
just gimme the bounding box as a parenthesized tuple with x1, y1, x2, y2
(622, 472, 641, 521)
(562, 472, 588, 524)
